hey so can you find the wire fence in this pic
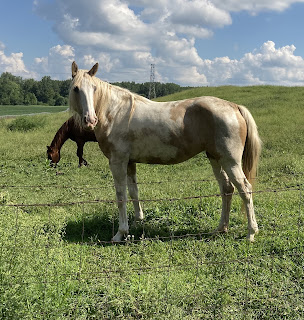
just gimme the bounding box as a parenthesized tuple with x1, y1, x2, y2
(0, 178, 303, 319)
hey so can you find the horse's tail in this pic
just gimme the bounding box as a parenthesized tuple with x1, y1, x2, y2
(238, 105, 262, 186)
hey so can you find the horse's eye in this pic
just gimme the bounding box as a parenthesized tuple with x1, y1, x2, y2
(74, 86, 79, 93)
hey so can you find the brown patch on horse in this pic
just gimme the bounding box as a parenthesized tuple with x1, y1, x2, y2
(169, 99, 221, 161)
(169, 99, 194, 122)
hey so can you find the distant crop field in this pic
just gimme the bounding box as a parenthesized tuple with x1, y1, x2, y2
(0, 86, 303, 319)
(0, 105, 67, 117)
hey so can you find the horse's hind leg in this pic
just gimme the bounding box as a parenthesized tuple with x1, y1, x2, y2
(127, 162, 144, 222)
(209, 158, 234, 233)
(221, 161, 258, 242)
(76, 141, 87, 166)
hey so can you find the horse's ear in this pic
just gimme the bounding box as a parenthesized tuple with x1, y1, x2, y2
(72, 61, 78, 78)
(47, 146, 52, 152)
(88, 63, 99, 77)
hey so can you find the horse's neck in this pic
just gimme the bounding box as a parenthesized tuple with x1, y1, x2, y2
(50, 120, 71, 151)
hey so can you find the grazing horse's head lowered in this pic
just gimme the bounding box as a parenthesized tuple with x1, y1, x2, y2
(47, 145, 60, 167)
(69, 61, 99, 130)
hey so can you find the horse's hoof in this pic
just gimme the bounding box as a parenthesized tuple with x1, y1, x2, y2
(247, 234, 255, 242)
(247, 229, 258, 242)
(217, 226, 228, 233)
(112, 231, 128, 243)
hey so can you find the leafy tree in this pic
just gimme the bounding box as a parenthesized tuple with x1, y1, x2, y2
(59, 79, 72, 97)
(24, 92, 38, 105)
(36, 76, 56, 105)
(0, 73, 23, 105)
(54, 93, 67, 106)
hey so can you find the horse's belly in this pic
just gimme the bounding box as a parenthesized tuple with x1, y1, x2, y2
(129, 135, 203, 164)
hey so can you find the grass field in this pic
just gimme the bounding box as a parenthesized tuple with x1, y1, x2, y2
(0, 86, 303, 319)
(0, 105, 67, 117)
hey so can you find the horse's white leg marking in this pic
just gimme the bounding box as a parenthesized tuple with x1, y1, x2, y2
(221, 162, 259, 242)
(110, 158, 129, 242)
(127, 162, 144, 222)
(209, 158, 234, 233)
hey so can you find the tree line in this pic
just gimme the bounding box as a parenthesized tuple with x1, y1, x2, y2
(0, 72, 188, 106)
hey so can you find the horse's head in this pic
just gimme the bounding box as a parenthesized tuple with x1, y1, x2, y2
(47, 145, 60, 166)
(69, 61, 99, 130)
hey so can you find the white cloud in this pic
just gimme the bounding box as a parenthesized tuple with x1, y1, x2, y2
(0, 43, 34, 78)
(199, 41, 304, 86)
(2, 37, 304, 86)
(212, 0, 304, 14)
(169, 0, 232, 28)
(0, 0, 297, 86)
(32, 0, 304, 85)
(28, 41, 304, 86)
(33, 44, 75, 79)
(33, 0, 228, 69)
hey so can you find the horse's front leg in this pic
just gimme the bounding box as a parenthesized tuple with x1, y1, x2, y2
(127, 162, 144, 223)
(110, 158, 129, 242)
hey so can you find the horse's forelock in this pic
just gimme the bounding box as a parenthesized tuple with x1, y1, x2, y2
(71, 69, 88, 87)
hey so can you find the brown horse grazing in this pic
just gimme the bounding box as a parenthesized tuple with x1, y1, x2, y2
(47, 116, 97, 167)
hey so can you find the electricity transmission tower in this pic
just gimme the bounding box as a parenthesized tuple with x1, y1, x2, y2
(148, 64, 156, 99)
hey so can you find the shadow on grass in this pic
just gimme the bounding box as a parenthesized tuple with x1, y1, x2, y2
(64, 214, 115, 244)
(63, 209, 226, 245)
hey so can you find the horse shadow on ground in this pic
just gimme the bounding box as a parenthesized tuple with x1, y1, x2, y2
(63, 207, 237, 246)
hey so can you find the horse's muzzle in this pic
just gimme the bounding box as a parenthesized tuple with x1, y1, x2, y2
(83, 115, 98, 130)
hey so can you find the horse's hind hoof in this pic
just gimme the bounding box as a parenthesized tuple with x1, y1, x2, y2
(79, 160, 89, 167)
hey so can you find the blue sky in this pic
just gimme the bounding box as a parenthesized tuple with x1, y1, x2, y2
(198, 6, 304, 60)
(1, 0, 304, 86)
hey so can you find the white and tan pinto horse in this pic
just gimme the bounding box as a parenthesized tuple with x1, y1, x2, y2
(69, 62, 262, 242)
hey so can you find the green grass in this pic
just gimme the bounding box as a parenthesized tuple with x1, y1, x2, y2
(0, 86, 303, 319)
(0, 105, 67, 117)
